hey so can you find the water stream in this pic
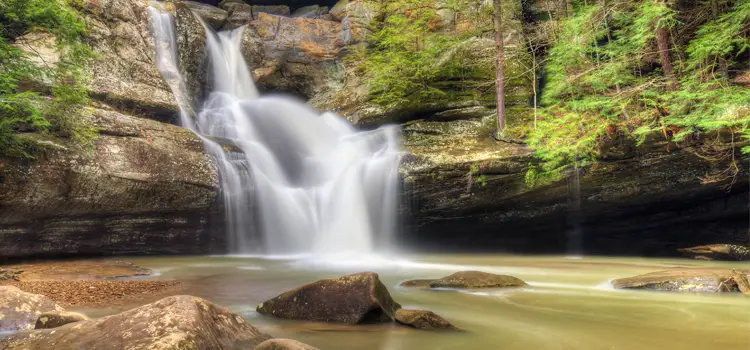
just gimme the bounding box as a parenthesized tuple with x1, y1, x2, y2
(149, 8, 401, 256)
(75, 255, 750, 350)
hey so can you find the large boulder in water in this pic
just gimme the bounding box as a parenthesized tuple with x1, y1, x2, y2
(612, 269, 750, 293)
(677, 244, 750, 261)
(428, 271, 527, 289)
(256, 272, 402, 324)
(394, 309, 459, 331)
(1, 296, 272, 349)
(0, 286, 65, 332)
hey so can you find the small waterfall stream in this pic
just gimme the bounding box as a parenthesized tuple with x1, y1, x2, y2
(148, 8, 402, 257)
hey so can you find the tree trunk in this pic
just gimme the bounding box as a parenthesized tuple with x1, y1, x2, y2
(711, 0, 729, 78)
(655, 20, 678, 90)
(493, 0, 506, 134)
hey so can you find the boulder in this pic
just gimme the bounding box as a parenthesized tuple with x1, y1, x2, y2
(291, 5, 330, 19)
(183, 1, 228, 29)
(0, 286, 65, 332)
(256, 272, 402, 324)
(34, 311, 89, 330)
(612, 269, 750, 293)
(428, 271, 527, 289)
(677, 244, 750, 261)
(224, 1, 254, 29)
(399, 279, 436, 288)
(394, 309, 458, 331)
(253, 5, 291, 18)
(1, 296, 272, 349)
(256, 339, 320, 350)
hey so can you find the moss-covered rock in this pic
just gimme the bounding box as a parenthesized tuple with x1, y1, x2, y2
(428, 271, 527, 289)
(257, 272, 402, 324)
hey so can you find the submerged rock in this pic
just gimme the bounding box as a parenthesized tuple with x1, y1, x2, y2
(394, 309, 458, 331)
(399, 279, 436, 288)
(256, 339, 321, 350)
(677, 244, 750, 261)
(34, 311, 89, 330)
(428, 271, 527, 289)
(0, 286, 65, 332)
(612, 269, 750, 293)
(1, 296, 272, 349)
(257, 272, 402, 324)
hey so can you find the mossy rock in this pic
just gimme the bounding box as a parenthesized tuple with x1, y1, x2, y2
(257, 272, 401, 324)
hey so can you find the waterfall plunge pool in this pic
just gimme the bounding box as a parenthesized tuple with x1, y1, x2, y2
(71, 254, 750, 350)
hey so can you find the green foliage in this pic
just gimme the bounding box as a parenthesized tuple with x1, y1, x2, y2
(351, 0, 502, 109)
(0, 0, 95, 158)
(468, 163, 487, 188)
(525, 0, 750, 187)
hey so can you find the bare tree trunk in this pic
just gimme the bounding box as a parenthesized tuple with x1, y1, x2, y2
(493, 0, 506, 134)
(655, 18, 678, 90)
(711, 0, 729, 78)
(527, 36, 538, 130)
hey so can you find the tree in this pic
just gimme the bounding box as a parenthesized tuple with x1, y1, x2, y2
(653, 0, 678, 90)
(493, 0, 505, 134)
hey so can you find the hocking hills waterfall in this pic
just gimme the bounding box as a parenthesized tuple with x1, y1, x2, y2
(0, 0, 749, 349)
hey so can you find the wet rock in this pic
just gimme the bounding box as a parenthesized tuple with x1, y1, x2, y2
(34, 311, 89, 330)
(428, 271, 527, 289)
(678, 244, 750, 261)
(256, 339, 321, 350)
(1, 296, 272, 349)
(253, 5, 291, 17)
(183, 1, 228, 29)
(291, 5, 330, 19)
(612, 269, 750, 293)
(257, 272, 402, 324)
(394, 309, 458, 331)
(223, 1, 254, 29)
(0, 286, 65, 332)
(399, 279, 436, 288)
(176, 3, 209, 109)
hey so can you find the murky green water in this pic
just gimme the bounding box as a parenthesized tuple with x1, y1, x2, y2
(80, 255, 750, 350)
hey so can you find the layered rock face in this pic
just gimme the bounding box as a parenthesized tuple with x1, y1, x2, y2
(401, 122, 750, 256)
(0, 0, 224, 259)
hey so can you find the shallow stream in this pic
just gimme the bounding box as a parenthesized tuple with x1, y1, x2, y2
(76, 255, 750, 350)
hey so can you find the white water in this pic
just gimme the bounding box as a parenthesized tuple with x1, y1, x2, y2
(148, 9, 402, 256)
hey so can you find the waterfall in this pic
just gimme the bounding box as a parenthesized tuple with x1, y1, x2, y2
(148, 8, 402, 256)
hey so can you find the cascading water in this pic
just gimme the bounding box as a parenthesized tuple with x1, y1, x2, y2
(148, 7, 402, 257)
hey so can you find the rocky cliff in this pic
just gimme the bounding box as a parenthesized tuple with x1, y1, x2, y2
(0, 0, 223, 260)
(1, 0, 746, 259)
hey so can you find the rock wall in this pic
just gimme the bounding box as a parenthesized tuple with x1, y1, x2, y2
(401, 119, 750, 256)
(0, 0, 225, 260)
